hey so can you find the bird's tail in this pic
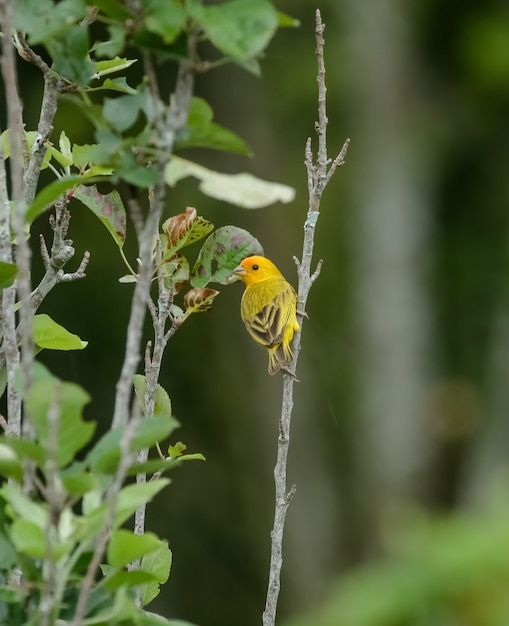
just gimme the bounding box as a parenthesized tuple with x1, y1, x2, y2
(268, 342, 294, 375)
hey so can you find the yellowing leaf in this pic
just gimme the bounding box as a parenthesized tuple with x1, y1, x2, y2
(165, 156, 295, 208)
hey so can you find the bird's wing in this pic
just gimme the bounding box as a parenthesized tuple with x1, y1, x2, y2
(242, 281, 295, 348)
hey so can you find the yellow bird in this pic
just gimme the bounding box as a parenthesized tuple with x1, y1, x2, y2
(234, 255, 300, 375)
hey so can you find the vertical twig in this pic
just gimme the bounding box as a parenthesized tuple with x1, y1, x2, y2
(112, 40, 195, 430)
(262, 11, 349, 625)
(0, 11, 60, 437)
(71, 410, 142, 626)
(40, 383, 64, 626)
(0, 0, 24, 435)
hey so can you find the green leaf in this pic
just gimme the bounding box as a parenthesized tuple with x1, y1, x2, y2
(142, 0, 186, 43)
(278, 11, 300, 28)
(47, 25, 95, 86)
(61, 463, 100, 496)
(10, 520, 46, 558)
(117, 153, 159, 188)
(139, 540, 172, 607)
(103, 92, 144, 132)
(0, 261, 17, 289)
(168, 441, 187, 458)
(98, 77, 138, 94)
(73, 184, 127, 248)
(13, 0, 87, 44)
(87, 416, 179, 475)
(26, 175, 83, 223)
(44, 131, 73, 168)
(90, 0, 132, 21)
(191, 225, 263, 287)
(72, 142, 112, 168)
(0, 484, 48, 529)
(3, 437, 47, 467)
(119, 274, 138, 283)
(133, 376, 173, 417)
(0, 530, 17, 570)
(33, 314, 88, 350)
(93, 25, 127, 58)
(0, 366, 6, 399)
(25, 377, 95, 468)
(113, 480, 170, 529)
(95, 56, 137, 78)
(165, 156, 295, 208)
(0, 444, 23, 482)
(59, 130, 73, 165)
(108, 529, 162, 568)
(102, 569, 159, 591)
(126, 457, 175, 476)
(176, 97, 251, 155)
(186, 0, 278, 61)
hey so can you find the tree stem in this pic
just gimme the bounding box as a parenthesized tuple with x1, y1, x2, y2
(262, 10, 349, 625)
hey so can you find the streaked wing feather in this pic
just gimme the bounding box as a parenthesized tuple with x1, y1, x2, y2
(242, 280, 295, 348)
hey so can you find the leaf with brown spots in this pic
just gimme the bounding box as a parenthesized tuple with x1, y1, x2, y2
(191, 225, 263, 287)
(161, 206, 213, 255)
(160, 253, 189, 293)
(183, 287, 219, 314)
(74, 184, 127, 248)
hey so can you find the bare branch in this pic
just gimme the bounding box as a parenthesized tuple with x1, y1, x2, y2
(0, 0, 25, 435)
(29, 201, 89, 312)
(40, 383, 65, 626)
(112, 39, 196, 429)
(262, 10, 350, 626)
(59, 250, 90, 282)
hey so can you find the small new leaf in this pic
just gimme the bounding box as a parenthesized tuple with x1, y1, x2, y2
(168, 442, 205, 462)
(168, 441, 187, 458)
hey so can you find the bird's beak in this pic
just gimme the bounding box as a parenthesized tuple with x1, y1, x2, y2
(224, 263, 245, 285)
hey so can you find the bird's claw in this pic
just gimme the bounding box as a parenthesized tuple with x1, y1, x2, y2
(282, 367, 299, 381)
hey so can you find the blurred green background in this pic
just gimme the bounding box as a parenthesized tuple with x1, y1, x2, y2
(14, 0, 509, 624)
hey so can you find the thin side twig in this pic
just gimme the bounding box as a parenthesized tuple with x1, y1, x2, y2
(262, 10, 349, 626)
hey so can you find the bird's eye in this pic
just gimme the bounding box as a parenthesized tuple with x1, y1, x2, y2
(252, 264, 259, 270)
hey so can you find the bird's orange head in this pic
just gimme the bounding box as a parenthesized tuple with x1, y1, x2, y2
(233, 255, 284, 287)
